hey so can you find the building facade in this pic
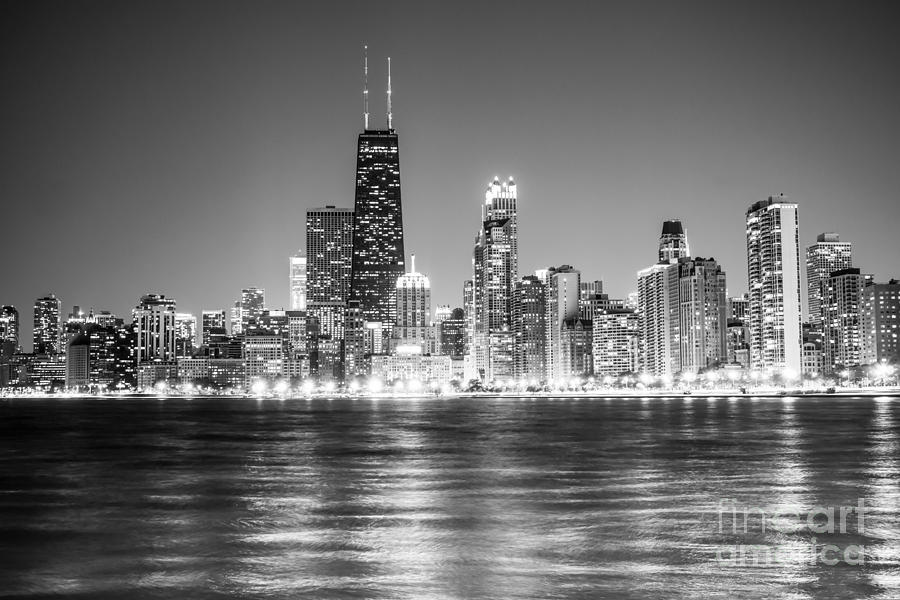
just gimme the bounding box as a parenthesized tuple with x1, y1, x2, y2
(806, 232, 853, 326)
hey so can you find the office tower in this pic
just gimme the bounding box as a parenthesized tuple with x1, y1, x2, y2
(659, 220, 690, 264)
(746, 196, 802, 373)
(678, 257, 728, 372)
(727, 294, 749, 321)
(289, 250, 307, 311)
(202, 310, 227, 346)
(860, 279, 900, 366)
(240, 288, 265, 333)
(133, 293, 177, 364)
(85, 323, 119, 389)
(545, 266, 581, 381)
(0, 305, 19, 356)
(472, 177, 518, 379)
(33, 294, 62, 354)
(801, 323, 824, 377)
(822, 268, 872, 374)
(392, 255, 436, 354)
(434, 305, 452, 325)
(806, 233, 853, 326)
(307, 206, 354, 338)
(439, 308, 466, 358)
(593, 308, 641, 377)
(579, 293, 625, 322)
(113, 322, 137, 389)
(560, 317, 592, 378)
(637, 262, 681, 377)
(349, 56, 405, 327)
(175, 313, 197, 358)
(65, 331, 90, 388)
(727, 318, 751, 369)
(513, 275, 546, 381)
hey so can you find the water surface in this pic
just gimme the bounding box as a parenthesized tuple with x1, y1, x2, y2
(1, 395, 899, 599)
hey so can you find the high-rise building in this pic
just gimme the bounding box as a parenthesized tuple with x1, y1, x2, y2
(806, 233, 853, 326)
(593, 308, 641, 377)
(860, 279, 900, 366)
(678, 257, 728, 372)
(230, 301, 242, 336)
(202, 310, 227, 347)
(240, 288, 265, 333)
(659, 220, 690, 264)
(65, 331, 90, 389)
(472, 177, 518, 379)
(560, 317, 592, 379)
(0, 305, 19, 356)
(746, 196, 802, 373)
(544, 266, 581, 381)
(392, 255, 436, 355)
(175, 313, 197, 358)
(349, 56, 405, 327)
(133, 294, 177, 364)
(637, 262, 681, 377)
(822, 268, 872, 374)
(463, 279, 474, 355)
(289, 250, 307, 311)
(33, 294, 62, 354)
(513, 275, 546, 381)
(439, 308, 466, 358)
(727, 294, 749, 321)
(306, 206, 354, 339)
(434, 305, 452, 326)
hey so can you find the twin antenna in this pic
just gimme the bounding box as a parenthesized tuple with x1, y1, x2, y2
(363, 46, 393, 130)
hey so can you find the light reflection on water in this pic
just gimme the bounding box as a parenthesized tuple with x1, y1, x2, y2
(1, 395, 899, 599)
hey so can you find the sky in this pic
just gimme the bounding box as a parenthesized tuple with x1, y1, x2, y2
(2, 0, 899, 350)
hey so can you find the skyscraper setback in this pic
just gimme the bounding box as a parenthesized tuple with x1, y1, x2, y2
(349, 54, 405, 328)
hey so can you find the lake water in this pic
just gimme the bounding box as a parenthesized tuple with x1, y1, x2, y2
(1, 395, 899, 599)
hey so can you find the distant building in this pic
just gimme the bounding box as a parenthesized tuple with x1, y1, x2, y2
(593, 308, 641, 377)
(240, 287, 265, 333)
(513, 276, 546, 381)
(65, 331, 90, 388)
(746, 196, 802, 373)
(202, 310, 227, 347)
(133, 294, 177, 364)
(370, 352, 453, 385)
(175, 313, 197, 358)
(637, 262, 680, 377)
(439, 308, 466, 358)
(289, 250, 308, 311)
(243, 333, 284, 385)
(560, 317, 592, 379)
(0, 305, 19, 357)
(544, 266, 581, 381)
(33, 294, 62, 354)
(307, 206, 354, 340)
(677, 257, 727, 372)
(806, 233, 853, 326)
(822, 268, 871, 374)
(860, 279, 900, 366)
(658, 219, 690, 264)
(392, 255, 436, 354)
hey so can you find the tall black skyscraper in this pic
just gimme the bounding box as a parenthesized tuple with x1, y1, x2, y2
(349, 52, 405, 326)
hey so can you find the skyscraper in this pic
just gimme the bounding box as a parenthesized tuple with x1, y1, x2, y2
(201, 310, 227, 347)
(746, 196, 802, 373)
(860, 279, 900, 366)
(593, 308, 641, 377)
(0, 305, 19, 356)
(349, 55, 405, 327)
(392, 255, 435, 354)
(133, 293, 176, 364)
(174, 312, 197, 358)
(240, 288, 265, 333)
(637, 262, 681, 377)
(513, 275, 546, 381)
(658, 220, 690, 264)
(822, 268, 871, 373)
(289, 250, 307, 311)
(33, 294, 62, 354)
(544, 266, 581, 382)
(306, 206, 354, 338)
(677, 257, 727, 372)
(472, 177, 518, 379)
(806, 232, 853, 326)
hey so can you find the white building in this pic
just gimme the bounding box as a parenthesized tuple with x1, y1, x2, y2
(289, 250, 307, 311)
(133, 293, 177, 364)
(593, 309, 641, 376)
(806, 232, 852, 326)
(746, 196, 802, 374)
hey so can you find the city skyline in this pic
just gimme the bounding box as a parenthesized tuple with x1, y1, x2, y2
(3, 1, 900, 351)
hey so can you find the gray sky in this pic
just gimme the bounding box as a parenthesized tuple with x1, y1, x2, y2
(2, 0, 899, 350)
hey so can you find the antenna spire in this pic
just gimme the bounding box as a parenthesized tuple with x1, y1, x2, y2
(363, 45, 369, 130)
(411, 253, 415, 274)
(387, 57, 392, 130)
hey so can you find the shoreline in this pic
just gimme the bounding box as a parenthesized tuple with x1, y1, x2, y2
(3, 387, 900, 400)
